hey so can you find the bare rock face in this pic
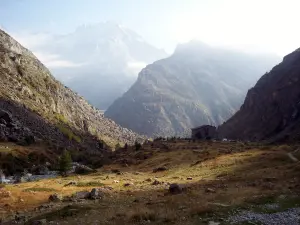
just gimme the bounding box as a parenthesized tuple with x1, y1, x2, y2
(0, 28, 145, 151)
(218, 48, 300, 142)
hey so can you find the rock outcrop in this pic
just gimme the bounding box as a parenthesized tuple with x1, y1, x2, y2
(218, 48, 300, 142)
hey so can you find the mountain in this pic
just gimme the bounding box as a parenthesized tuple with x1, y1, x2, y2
(0, 28, 144, 155)
(105, 41, 280, 137)
(218, 48, 300, 142)
(26, 22, 167, 109)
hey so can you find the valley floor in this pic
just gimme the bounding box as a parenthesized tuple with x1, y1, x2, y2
(1, 140, 300, 225)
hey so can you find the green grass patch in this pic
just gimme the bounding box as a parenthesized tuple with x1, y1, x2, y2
(76, 181, 105, 187)
(55, 113, 69, 124)
(57, 124, 81, 143)
(23, 187, 57, 192)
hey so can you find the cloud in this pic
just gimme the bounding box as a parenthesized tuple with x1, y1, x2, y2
(11, 32, 84, 69)
(34, 52, 85, 69)
(11, 32, 53, 49)
(127, 61, 147, 75)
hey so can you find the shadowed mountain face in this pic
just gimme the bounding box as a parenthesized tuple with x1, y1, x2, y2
(0, 28, 145, 150)
(30, 22, 167, 110)
(105, 41, 280, 137)
(219, 48, 300, 142)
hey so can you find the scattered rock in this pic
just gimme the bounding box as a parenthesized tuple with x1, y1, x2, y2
(169, 183, 183, 194)
(31, 219, 47, 225)
(72, 191, 90, 200)
(65, 181, 77, 186)
(153, 167, 168, 173)
(111, 169, 121, 174)
(152, 179, 161, 185)
(206, 188, 216, 193)
(90, 188, 104, 200)
(145, 178, 153, 182)
(187, 177, 193, 180)
(74, 164, 94, 174)
(48, 193, 63, 202)
(113, 180, 119, 183)
(124, 183, 133, 187)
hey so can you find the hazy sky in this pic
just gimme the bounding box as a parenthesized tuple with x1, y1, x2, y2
(1, 0, 300, 56)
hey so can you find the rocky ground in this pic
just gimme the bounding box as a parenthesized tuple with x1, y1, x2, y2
(0, 140, 300, 224)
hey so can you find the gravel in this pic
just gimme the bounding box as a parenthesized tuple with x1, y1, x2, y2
(228, 208, 300, 225)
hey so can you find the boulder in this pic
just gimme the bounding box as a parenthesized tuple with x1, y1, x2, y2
(65, 181, 77, 186)
(153, 166, 168, 173)
(31, 165, 50, 175)
(0, 110, 13, 124)
(90, 188, 104, 200)
(72, 191, 90, 200)
(169, 183, 183, 194)
(124, 183, 133, 187)
(74, 164, 94, 174)
(152, 179, 161, 185)
(49, 193, 63, 202)
(205, 188, 216, 193)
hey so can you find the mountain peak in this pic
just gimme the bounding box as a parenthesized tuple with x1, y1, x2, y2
(174, 40, 210, 54)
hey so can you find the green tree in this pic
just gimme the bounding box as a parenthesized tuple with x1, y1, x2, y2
(135, 141, 142, 151)
(59, 150, 72, 176)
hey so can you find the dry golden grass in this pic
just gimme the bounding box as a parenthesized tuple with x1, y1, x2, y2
(0, 140, 300, 224)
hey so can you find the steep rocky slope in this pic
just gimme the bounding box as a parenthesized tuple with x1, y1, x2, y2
(105, 41, 279, 137)
(0, 28, 144, 151)
(219, 48, 300, 142)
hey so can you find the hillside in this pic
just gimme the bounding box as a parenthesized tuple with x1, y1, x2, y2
(105, 41, 279, 137)
(0, 28, 144, 155)
(219, 48, 300, 142)
(1, 140, 300, 224)
(18, 22, 167, 109)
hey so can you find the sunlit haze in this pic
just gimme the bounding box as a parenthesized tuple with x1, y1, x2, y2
(1, 0, 300, 56)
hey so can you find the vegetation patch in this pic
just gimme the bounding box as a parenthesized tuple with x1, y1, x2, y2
(54, 113, 69, 124)
(76, 181, 105, 187)
(23, 187, 57, 192)
(57, 124, 81, 143)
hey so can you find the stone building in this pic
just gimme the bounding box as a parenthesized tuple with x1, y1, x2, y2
(191, 125, 217, 140)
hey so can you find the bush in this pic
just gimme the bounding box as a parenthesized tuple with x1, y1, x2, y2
(135, 141, 142, 151)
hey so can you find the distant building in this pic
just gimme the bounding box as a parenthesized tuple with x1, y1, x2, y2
(191, 125, 217, 140)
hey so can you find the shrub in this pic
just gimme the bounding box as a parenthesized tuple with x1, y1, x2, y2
(135, 141, 142, 151)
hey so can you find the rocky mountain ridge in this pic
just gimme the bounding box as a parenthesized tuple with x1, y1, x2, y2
(0, 28, 145, 151)
(218, 48, 300, 142)
(105, 41, 280, 137)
